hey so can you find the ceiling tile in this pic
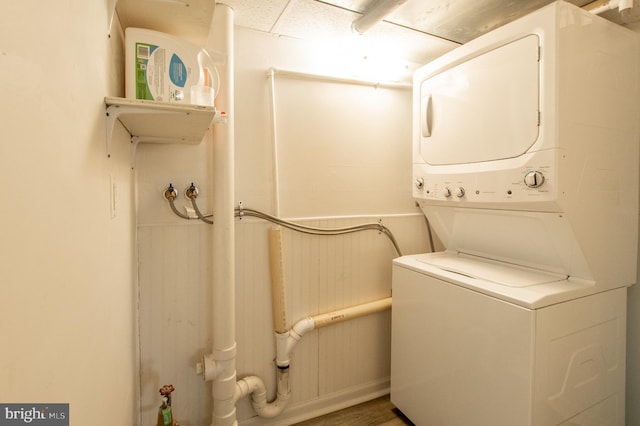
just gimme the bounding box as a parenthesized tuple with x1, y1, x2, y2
(274, 0, 359, 40)
(223, 0, 290, 33)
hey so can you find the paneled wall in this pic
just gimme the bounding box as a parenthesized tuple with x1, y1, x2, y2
(137, 214, 427, 425)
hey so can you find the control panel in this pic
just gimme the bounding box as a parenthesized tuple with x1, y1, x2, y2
(412, 163, 557, 208)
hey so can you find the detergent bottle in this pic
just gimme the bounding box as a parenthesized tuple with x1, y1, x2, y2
(125, 27, 218, 106)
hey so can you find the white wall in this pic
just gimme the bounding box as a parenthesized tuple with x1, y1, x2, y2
(0, 1, 135, 425)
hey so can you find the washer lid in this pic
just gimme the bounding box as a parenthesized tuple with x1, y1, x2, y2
(418, 252, 567, 287)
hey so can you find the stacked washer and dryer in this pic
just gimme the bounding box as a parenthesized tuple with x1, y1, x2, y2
(391, 1, 640, 425)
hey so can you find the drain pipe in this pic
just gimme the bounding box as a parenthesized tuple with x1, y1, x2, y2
(267, 69, 281, 217)
(231, 224, 292, 419)
(199, 4, 237, 426)
(233, 297, 392, 419)
(276, 297, 392, 369)
(269, 228, 289, 334)
(234, 368, 291, 418)
(202, 51, 293, 422)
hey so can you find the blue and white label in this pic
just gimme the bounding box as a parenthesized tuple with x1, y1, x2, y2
(169, 54, 187, 88)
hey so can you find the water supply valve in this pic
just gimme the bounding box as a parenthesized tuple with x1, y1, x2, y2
(163, 183, 178, 201)
(185, 183, 199, 200)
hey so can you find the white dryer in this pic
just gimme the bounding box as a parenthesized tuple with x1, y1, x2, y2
(391, 2, 640, 425)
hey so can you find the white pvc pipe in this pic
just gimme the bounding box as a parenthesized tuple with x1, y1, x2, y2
(230, 295, 391, 421)
(268, 227, 288, 334)
(583, 0, 633, 14)
(207, 4, 236, 426)
(235, 369, 291, 418)
(312, 297, 392, 328)
(275, 317, 314, 367)
(241, 295, 391, 418)
(275, 297, 392, 367)
(586, 2, 617, 14)
(267, 69, 281, 216)
(620, 0, 634, 11)
(269, 67, 411, 90)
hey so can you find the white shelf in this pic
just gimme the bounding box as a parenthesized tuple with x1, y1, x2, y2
(105, 96, 222, 157)
(112, 0, 215, 46)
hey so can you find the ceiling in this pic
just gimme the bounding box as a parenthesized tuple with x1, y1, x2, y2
(221, 0, 602, 64)
(116, 0, 633, 80)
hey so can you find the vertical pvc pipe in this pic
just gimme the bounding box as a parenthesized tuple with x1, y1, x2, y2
(267, 69, 281, 216)
(267, 70, 288, 334)
(207, 4, 236, 426)
(268, 227, 288, 333)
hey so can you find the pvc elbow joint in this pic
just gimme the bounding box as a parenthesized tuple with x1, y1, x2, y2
(275, 317, 315, 367)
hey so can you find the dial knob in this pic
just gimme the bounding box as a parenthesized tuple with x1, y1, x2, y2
(442, 187, 452, 198)
(524, 171, 545, 188)
(415, 177, 424, 190)
(454, 187, 465, 198)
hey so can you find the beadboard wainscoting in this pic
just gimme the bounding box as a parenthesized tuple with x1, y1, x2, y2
(137, 214, 428, 425)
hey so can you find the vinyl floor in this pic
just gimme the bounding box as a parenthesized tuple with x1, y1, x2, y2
(293, 395, 414, 426)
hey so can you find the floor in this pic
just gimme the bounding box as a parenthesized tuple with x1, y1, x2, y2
(293, 395, 414, 426)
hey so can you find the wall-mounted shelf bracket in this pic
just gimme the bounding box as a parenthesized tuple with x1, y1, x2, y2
(104, 96, 217, 158)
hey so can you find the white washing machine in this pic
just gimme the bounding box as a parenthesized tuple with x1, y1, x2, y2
(391, 2, 640, 425)
(392, 253, 627, 425)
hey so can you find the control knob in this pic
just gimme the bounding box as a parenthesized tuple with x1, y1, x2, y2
(524, 171, 545, 188)
(442, 187, 451, 198)
(454, 187, 465, 198)
(415, 177, 424, 190)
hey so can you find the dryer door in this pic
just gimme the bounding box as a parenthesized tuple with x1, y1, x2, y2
(418, 34, 540, 165)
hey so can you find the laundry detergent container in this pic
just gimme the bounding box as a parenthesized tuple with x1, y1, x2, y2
(125, 27, 218, 106)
